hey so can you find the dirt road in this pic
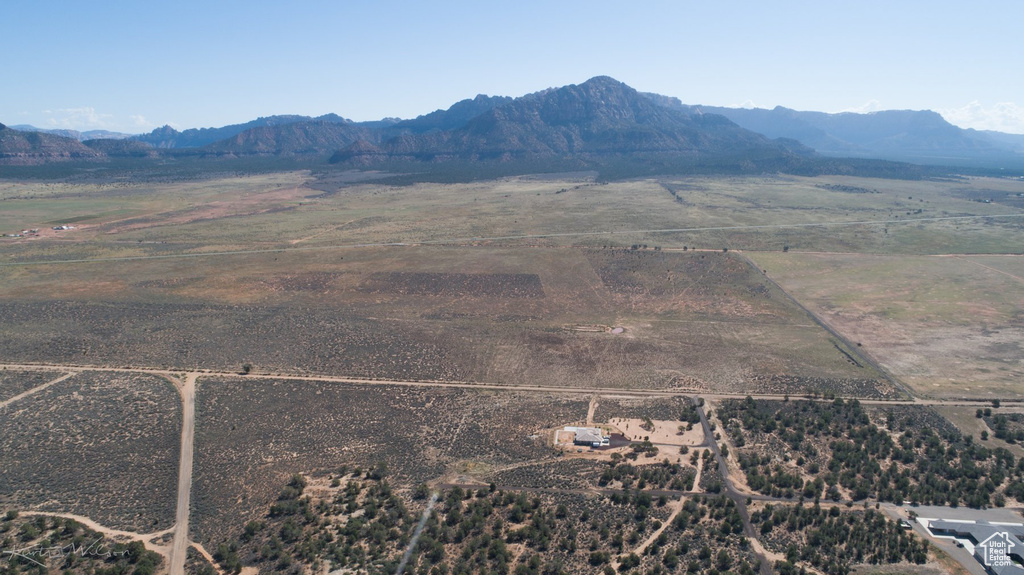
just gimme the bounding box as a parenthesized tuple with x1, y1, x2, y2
(586, 397, 598, 425)
(0, 362, 1014, 405)
(19, 510, 173, 541)
(0, 372, 76, 409)
(954, 255, 1024, 283)
(695, 397, 771, 575)
(631, 497, 684, 555)
(18, 511, 172, 564)
(169, 373, 197, 575)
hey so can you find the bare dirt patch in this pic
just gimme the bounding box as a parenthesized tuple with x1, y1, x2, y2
(610, 418, 703, 447)
(95, 184, 313, 236)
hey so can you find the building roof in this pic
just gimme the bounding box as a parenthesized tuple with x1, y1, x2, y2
(927, 520, 1024, 575)
(574, 427, 604, 444)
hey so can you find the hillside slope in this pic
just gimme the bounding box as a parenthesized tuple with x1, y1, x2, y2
(0, 123, 105, 165)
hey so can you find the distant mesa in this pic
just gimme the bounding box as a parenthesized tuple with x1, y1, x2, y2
(643, 95, 1024, 169)
(131, 114, 358, 149)
(200, 120, 377, 156)
(7, 124, 135, 141)
(0, 124, 104, 165)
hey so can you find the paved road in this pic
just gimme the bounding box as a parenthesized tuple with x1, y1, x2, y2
(878, 503, 992, 575)
(169, 373, 197, 575)
(899, 504, 1024, 523)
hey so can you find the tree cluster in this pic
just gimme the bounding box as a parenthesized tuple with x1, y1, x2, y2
(754, 504, 927, 575)
(719, 398, 1023, 507)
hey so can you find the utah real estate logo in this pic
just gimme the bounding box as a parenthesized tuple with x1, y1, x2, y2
(980, 532, 1016, 568)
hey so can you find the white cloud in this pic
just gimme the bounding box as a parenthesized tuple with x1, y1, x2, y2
(939, 101, 1024, 134)
(32, 108, 165, 133)
(837, 100, 883, 114)
(42, 107, 113, 130)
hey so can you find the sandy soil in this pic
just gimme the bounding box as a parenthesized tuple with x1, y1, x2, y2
(690, 451, 706, 490)
(554, 430, 576, 445)
(99, 185, 313, 237)
(610, 418, 705, 446)
(169, 373, 197, 575)
(704, 402, 758, 495)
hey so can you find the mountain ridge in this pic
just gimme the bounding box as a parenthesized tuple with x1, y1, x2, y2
(131, 114, 364, 149)
(8, 125, 134, 141)
(0, 123, 104, 165)
(331, 76, 811, 172)
(5, 77, 1024, 173)
(641, 95, 1024, 168)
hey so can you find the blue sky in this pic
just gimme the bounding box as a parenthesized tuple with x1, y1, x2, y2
(3, 0, 1023, 134)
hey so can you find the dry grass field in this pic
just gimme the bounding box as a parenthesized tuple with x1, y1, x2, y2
(933, 405, 1024, 458)
(0, 371, 180, 532)
(2, 172, 1022, 263)
(749, 252, 1024, 398)
(1, 171, 1019, 397)
(0, 245, 881, 393)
